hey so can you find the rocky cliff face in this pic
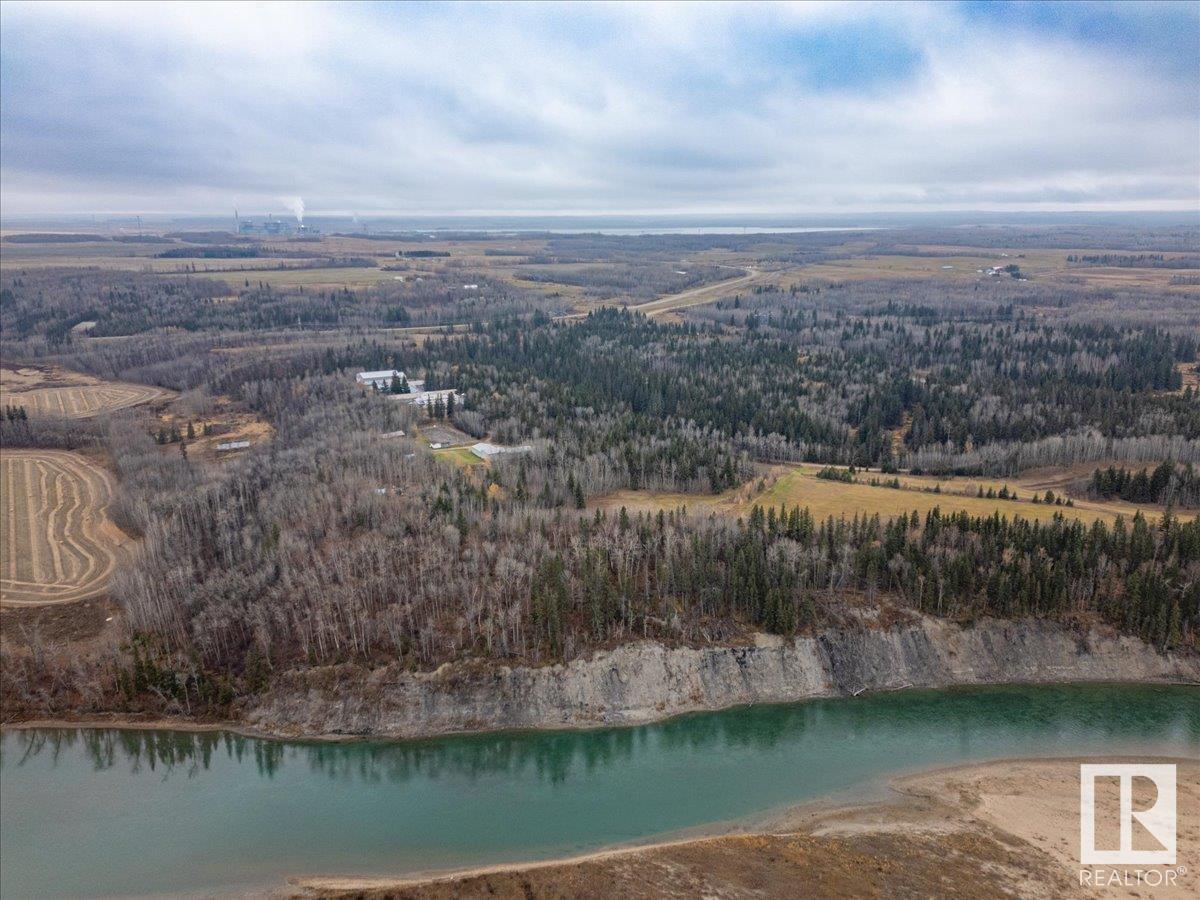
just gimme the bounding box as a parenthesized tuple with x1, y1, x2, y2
(244, 616, 1200, 739)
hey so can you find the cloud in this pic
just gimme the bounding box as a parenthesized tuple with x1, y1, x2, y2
(1, 0, 1196, 216)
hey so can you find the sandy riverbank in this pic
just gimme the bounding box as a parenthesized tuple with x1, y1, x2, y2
(290, 755, 1198, 899)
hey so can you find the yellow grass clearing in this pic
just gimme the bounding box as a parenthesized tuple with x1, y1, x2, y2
(592, 463, 1189, 527)
(433, 446, 485, 468)
(1, 450, 129, 606)
(753, 467, 1163, 526)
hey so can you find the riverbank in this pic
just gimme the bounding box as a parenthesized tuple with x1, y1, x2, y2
(243, 615, 1199, 740)
(293, 755, 1200, 899)
(5, 615, 1197, 742)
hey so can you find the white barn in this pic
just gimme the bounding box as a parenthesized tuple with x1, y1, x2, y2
(356, 369, 405, 390)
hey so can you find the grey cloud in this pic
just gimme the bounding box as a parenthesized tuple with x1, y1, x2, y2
(1, 1, 1196, 215)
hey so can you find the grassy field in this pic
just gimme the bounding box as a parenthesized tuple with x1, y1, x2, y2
(1, 450, 127, 605)
(795, 247, 1200, 295)
(754, 468, 1118, 526)
(433, 446, 485, 468)
(180, 265, 399, 289)
(591, 462, 1189, 527)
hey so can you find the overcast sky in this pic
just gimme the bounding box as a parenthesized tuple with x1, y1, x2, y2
(1, 0, 1197, 218)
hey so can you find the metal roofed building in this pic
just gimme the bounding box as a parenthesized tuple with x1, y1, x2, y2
(356, 369, 405, 390)
(470, 441, 533, 460)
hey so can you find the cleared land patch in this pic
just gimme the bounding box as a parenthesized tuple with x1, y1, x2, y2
(1, 366, 172, 419)
(592, 462, 1189, 527)
(1, 450, 127, 606)
(795, 246, 1200, 295)
(433, 446, 486, 468)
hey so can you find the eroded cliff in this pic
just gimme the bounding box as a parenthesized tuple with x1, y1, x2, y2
(244, 616, 1200, 739)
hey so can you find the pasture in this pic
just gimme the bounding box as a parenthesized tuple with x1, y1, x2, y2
(1, 450, 126, 605)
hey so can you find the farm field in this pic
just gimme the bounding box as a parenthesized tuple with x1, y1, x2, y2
(1, 364, 173, 418)
(795, 247, 1200, 295)
(2, 382, 173, 418)
(0, 450, 127, 605)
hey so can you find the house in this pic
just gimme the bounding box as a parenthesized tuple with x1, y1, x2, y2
(216, 440, 251, 452)
(356, 369, 405, 390)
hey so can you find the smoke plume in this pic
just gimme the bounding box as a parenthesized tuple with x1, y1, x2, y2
(283, 196, 305, 223)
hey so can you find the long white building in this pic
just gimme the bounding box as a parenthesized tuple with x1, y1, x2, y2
(356, 369, 405, 390)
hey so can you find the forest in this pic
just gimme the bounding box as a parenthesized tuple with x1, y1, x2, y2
(2, 224, 1199, 720)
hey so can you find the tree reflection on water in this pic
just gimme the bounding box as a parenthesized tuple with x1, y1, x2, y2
(3, 683, 1196, 785)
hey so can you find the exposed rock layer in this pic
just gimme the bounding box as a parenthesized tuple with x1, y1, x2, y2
(245, 616, 1200, 739)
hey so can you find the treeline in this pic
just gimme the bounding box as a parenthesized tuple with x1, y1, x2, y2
(1067, 254, 1200, 268)
(0, 269, 568, 340)
(1090, 462, 1200, 508)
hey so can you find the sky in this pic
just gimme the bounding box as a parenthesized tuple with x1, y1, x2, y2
(1, 0, 1198, 218)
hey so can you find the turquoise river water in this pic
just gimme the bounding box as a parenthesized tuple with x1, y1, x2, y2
(2, 683, 1197, 898)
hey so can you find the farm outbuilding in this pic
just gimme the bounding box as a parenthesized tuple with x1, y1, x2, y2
(470, 442, 532, 460)
(356, 370, 405, 390)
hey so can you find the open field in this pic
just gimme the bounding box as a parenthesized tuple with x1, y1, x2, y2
(592, 462, 1188, 526)
(1, 450, 127, 606)
(1, 364, 100, 392)
(433, 446, 485, 468)
(180, 265, 400, 289)
(795, 246, 1200, 295)
(1, 364, 174, 419)
(2, 382, 173, 418)
(752, 467, 1167, 526)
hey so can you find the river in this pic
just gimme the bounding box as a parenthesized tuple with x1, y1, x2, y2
(2, 683, 1197, 898)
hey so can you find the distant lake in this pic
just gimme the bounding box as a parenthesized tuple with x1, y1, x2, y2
(2, 683, 1197, 898)
(455, 225, 882, 236)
